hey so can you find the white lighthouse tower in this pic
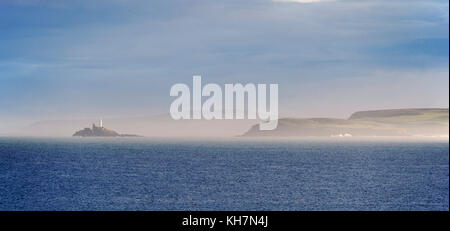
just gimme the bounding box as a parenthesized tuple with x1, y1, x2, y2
(100, 119, 103, 128)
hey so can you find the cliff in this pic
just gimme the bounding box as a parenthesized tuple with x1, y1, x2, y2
(243, 108, 449, 137)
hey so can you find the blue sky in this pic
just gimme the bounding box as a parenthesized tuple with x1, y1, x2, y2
(0, 0, 448, 126)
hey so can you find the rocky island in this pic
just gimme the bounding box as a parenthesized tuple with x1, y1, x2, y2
(73, 120, 142, 137)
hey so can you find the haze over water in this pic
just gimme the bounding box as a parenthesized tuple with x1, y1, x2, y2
(0, 0, 448, 212)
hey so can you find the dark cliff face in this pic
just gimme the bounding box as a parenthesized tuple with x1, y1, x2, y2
(73, 126, 120, 137)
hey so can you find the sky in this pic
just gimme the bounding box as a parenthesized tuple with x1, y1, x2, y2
(0, 0, 449, 131)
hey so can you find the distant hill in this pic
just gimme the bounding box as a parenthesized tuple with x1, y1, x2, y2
(243, 108, 449, 137)
(348, 108, 448, 120)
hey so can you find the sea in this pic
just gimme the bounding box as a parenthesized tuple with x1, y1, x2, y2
(0, 137, 448, 211)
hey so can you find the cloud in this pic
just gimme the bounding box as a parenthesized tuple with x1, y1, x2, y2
(0, 0, 448, 123)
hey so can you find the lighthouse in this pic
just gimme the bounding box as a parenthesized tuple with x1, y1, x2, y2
(100, 119, 103, 128)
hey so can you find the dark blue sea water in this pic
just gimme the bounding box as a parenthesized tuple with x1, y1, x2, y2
(0, 137, 448, 211)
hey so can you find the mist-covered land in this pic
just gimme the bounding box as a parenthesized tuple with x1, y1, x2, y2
(243, 108, 449, 138)
(3, 108, 448, 139)
(10, 114, 256, 138)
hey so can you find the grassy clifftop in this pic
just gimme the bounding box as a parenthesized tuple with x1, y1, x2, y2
(243, 108, 449, 137)
(349, 108, 448, 121)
